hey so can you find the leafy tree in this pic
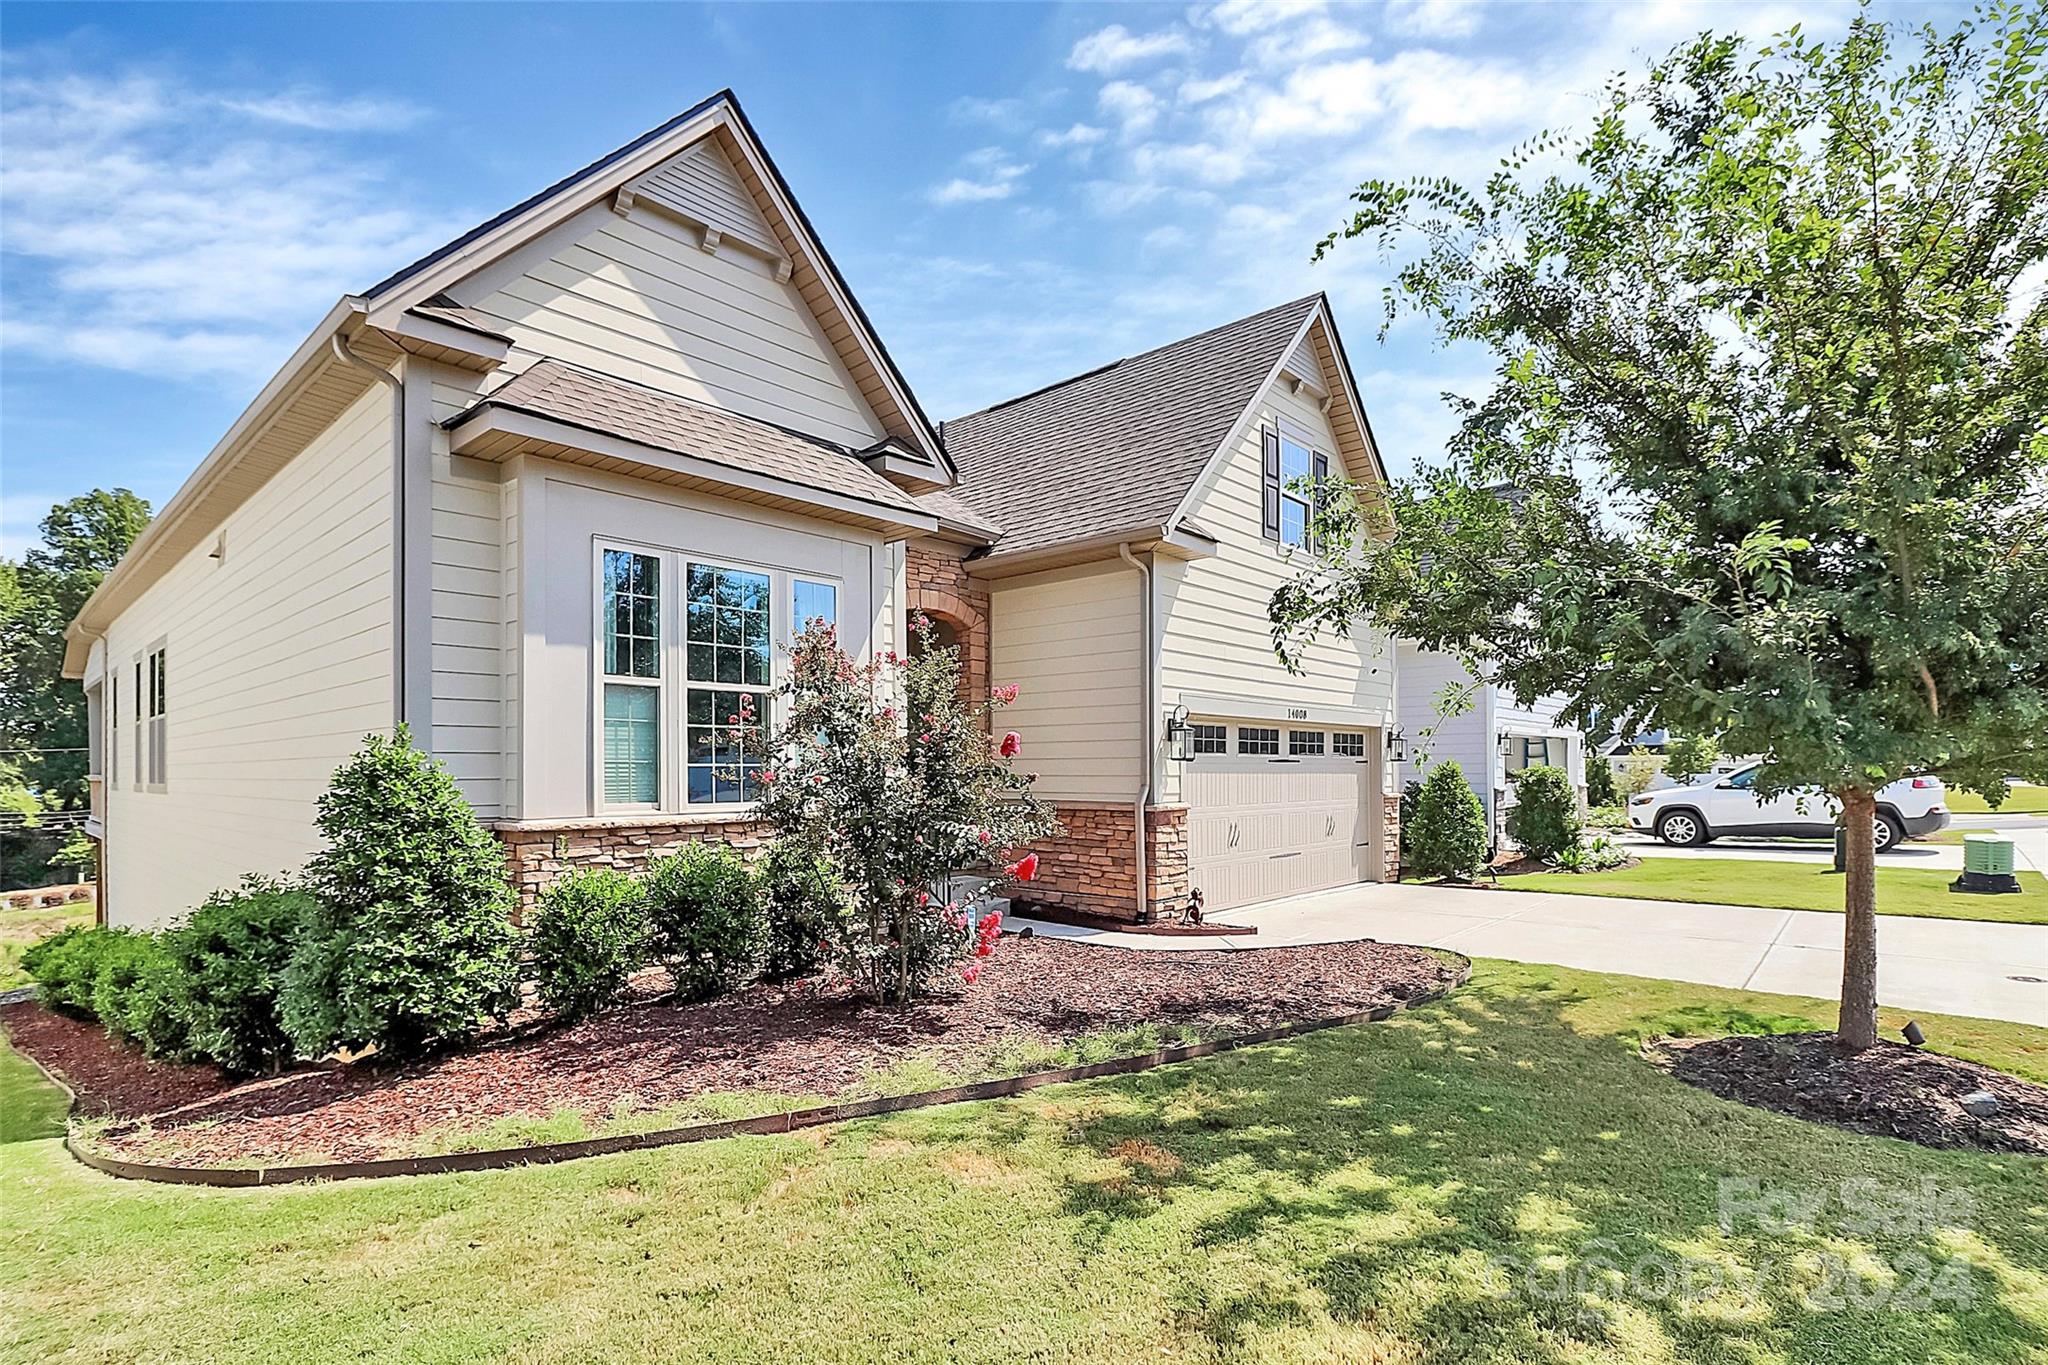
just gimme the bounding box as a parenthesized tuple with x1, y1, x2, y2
(1406, 761, 1491, 879)
(1277, 6, 2048, 1050)
(282, 728, 521, 1058)
(0, 490, 149, 889)
(753, 617, 1058, 1004)
(1664, 734, 1723, 786)
(1615, 749, 1666, 801)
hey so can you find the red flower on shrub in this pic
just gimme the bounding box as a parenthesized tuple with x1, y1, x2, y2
(991, 683, 1020, 705)
(998, 731, 1021, 758)
(1004, 853, 1039, 882)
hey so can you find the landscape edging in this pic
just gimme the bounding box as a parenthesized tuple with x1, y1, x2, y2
(49, 951, 1472, 1189)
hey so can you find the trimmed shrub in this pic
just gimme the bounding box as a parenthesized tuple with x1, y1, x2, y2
(1407, 761, 1490, 879)
(758, 841, 849, 981)
(529, 869, 652, 1021)
(89, 932, 190, 1058)
(22, 925, 124, 1019)
(1505, 764, 1583, 861)
(282, 727, 522, 1059)
(165, 877, 313, 1074)
(643, 843, 764, 1001)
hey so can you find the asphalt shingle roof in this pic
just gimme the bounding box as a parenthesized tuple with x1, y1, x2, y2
(941, 296, 1320, 560)
(450, 360, 923, 514)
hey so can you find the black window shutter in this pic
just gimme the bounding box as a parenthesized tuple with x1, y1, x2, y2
(1310, 451, 1329, 549)
(1260, 427, 1281, 541)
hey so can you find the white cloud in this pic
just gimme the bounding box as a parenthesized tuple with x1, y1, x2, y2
(1246, 14, 1370, 68)
(1196, 0, 1328, 37)
(1097, 80, 1162, 136)
(1384, 0, 1483, 40)
(0, 61, 452, 385)
(1036, 122, 1106, 149)
(1132, 139, 1253, 187)
(1068, 24, 1195, 74)
(1178, 71, 1248, 104)
(926, 147, 1031, 205)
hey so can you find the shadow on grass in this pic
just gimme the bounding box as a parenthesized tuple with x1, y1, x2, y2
(922, 970, 2047, 1364)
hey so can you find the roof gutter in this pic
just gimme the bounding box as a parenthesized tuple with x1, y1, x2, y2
(329, 331, 410, 728)
(63, 296, 371, 679)
(1118, 542, 1155, 924)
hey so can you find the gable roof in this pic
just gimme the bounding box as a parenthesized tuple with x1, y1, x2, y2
(942, 295, 1378, 564)
(65, 91, 944, 673)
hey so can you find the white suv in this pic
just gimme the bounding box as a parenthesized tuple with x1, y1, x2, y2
(1627, 763, 1949, 852)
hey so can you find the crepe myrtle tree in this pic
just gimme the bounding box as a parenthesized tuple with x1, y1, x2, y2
(748, 615, 1059, 1005)
(1274, 5, 2048, 1051)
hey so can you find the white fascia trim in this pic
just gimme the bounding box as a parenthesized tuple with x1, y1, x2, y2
(1162, 308, 1318, 539)
(385, 310, 512, 366)
(447, 406, 939, 535)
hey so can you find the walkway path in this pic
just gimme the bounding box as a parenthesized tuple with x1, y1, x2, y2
(1007, 881, 2048, 1026)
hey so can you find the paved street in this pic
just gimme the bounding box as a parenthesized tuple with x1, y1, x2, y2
(1609, 811, 2048, 874)
(1009, 878, 2048, 1026)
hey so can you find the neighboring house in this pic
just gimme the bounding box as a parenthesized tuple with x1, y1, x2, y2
(1396, 644, 1586, 843)
(64, 91, 1399, 930)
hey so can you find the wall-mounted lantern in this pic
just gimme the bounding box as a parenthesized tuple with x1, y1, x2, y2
(1385, 726, 1409, 765)
(1165, 704, 1195, 763)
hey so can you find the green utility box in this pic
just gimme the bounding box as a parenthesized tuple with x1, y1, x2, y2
(1953, 835, 2022, 895)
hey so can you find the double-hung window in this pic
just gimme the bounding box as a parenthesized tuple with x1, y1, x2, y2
(600, 550, 662, 806)
(684, 561, 772, 804)
(1278, 434, 1314, 548)
(137, 645, 166, 790)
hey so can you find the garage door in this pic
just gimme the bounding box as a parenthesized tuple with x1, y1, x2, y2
(1185, 731, 1379, 913)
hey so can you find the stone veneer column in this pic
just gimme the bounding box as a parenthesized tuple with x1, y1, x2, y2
(1382, 793, 1402, 881)
(903, 541, 990, 706)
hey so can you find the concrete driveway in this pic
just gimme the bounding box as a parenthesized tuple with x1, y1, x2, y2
(1008, 881, 2048, 1026)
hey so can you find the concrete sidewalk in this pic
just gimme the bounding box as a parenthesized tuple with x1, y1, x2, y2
(1007, 881, 2048, 1026)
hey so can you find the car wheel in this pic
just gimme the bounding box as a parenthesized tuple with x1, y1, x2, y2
(1656, 810, 1708, 847)
(1873, 813, 1905, 853)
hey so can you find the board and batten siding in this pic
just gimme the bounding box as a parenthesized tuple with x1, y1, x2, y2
(99, 384, 394, 928)
(1155, 374, 1396, 804)
(454, 183, 887, 450)
(987, 562, 1145, 802)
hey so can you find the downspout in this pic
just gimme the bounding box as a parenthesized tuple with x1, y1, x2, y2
(329, 333, 409, 728)
(1118, 543, 1154, 923)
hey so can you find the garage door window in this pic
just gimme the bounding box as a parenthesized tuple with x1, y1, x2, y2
(1192, 723, 1227, 755)
(1238, 726, 1280, 756)
(1289, 730, 1325, 756)
(1333, 731, 1366, 758)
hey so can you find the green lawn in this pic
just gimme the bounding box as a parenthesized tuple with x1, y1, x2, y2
(1499, 858, 2048, 924)
(1949, 784, 2048, 814)
(6, 959, 2045, 1364)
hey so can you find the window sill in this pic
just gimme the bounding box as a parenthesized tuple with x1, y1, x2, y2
(492, 808, 763, 833)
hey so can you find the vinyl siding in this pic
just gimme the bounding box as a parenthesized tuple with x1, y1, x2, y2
(988, 562, 1143, 801)
(1156, 373, 1396, 804)
(457, 188, 887, 449)
(1396, 644, 1585, 818)
(100, 383, 393, 928)
(428, 369, 506, 815)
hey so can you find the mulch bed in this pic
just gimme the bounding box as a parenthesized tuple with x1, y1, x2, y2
(1650, 1032, 2048, 1155)
(2, 935, 1456, 1168)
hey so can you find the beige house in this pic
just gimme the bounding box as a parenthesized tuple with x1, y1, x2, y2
(65, 91, 1399, 930)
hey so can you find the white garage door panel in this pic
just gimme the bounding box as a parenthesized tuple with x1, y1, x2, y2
(1185, 762, 1376, 913)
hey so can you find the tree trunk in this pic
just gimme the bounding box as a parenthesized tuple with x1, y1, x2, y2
(1836, 788, 1880, 1052)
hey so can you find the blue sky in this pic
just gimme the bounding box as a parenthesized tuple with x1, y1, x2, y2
(1, 0, 1887, 554)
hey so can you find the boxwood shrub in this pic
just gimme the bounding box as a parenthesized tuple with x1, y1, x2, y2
(644, 843, 764, 1000)
(758, 841, 848, 981)
(529, 868, 652, 1021)
(22, 925, 124, 1019)
(1505, 764, 1583, 861)
(166, 877, 313, 1074)
(88, 932, 190, 1059)
(1407, 760, 1490, 880)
